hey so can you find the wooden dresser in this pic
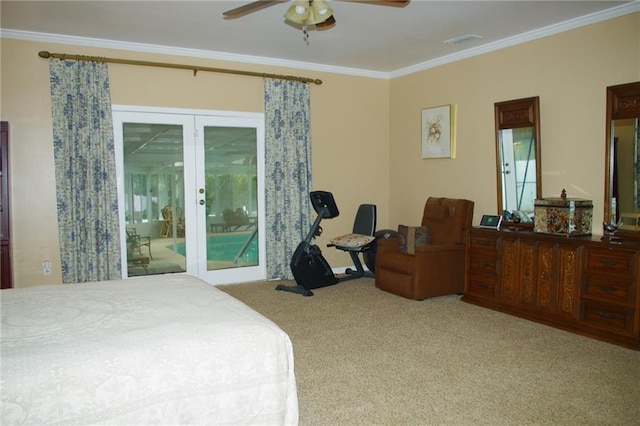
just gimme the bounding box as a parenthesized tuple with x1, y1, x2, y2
(463, 227, 640, 350)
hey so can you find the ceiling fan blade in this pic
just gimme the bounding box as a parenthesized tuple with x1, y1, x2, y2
(382, 0, 409, 5)
(337, 0, 409, 6)
(223, 0, 288, 19)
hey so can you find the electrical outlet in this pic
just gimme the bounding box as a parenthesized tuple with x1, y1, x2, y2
(42, 260, 52, 275)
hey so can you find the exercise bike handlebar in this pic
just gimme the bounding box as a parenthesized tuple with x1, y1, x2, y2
(303, 206, 330, 245)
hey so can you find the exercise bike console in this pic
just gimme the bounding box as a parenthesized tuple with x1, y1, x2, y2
(310, 190, 340, 221)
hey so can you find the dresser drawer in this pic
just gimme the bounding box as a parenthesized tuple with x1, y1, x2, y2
(466, 274, 498, 298)
(469, 235, 499, 256)
(581, 300, 635, 335)
(584, 273, 635, 304)
(468, 254, 499, 277)
(585, 249, 636, 274)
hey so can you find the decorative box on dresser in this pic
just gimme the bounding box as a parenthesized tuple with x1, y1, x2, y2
(463, 227, 640, 350)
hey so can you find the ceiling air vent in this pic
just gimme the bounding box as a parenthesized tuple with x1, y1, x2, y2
(444, 34, 482, 45)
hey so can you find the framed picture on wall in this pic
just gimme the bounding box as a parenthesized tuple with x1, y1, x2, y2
(421, 104, 456, 159)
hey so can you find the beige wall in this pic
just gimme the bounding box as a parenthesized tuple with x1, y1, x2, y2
(389, 13, 640, 228)
(1, 12, 638, 287)
(1, 40, 390, 287)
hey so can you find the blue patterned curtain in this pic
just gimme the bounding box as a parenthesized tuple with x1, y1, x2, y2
(264, 79, 313, 280)
(49, 59, 121, 283)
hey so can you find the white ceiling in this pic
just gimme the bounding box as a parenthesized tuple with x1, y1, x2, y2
(1, 1, 638, 77)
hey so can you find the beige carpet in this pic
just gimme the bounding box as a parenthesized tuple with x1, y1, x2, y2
(217, 278, 640, 426)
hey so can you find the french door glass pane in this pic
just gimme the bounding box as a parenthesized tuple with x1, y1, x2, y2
(203, 126, 258, 271)
(122, 122, 187, 277)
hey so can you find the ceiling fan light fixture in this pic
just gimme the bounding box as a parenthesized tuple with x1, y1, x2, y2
(307, 0, 333, 25)
(286, 0, 334, 26)
(285, 0, 310, 25)
(311, 0, 333, 20)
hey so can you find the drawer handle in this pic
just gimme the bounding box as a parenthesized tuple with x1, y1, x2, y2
(479, 260, 489, 268)
(596, 284, 616, 294)
(477, 240, 491, 247)
(595, 310, 615, 320)
(540, 271, 548, 280)
(477, 283, 488, 289)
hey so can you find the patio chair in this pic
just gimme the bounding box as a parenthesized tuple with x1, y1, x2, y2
(126, 227, 152, 260)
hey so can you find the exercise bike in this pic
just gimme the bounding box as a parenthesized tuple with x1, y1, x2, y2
(276, 191, 375, 297)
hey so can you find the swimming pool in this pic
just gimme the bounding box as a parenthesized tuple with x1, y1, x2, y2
(170, 233, 258, 263)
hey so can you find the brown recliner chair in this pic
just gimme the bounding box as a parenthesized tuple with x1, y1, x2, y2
(375, 197, 474, 300)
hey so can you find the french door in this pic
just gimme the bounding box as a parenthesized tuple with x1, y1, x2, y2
(113, 106, 266, 284)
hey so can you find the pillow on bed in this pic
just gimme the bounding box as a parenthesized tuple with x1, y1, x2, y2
(397, 225, 430, 255)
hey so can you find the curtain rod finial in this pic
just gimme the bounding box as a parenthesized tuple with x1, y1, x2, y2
(314, 79, 323, 85)
(38, 51, 52, 58)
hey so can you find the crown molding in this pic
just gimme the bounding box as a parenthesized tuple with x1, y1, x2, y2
(1, 2, 638, 81)
(0, 28, 388, 80)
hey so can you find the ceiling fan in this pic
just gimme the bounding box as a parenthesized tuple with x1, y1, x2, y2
(223, 0, 409, 30)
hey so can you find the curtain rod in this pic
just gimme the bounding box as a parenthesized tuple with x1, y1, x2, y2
(38, 51, 323, 85)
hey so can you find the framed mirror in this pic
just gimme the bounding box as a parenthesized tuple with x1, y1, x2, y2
(604, 81, 640, 240)
(494, 96, 542, 226)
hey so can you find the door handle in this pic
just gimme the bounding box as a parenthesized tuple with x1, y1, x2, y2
(199, 200, 205, 205)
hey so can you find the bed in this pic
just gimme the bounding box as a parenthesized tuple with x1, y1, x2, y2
(1, 274, 298, 425)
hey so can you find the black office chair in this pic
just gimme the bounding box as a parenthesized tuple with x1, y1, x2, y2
(328, 204, 377, 281)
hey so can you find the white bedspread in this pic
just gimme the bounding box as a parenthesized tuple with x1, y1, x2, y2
(1, 274, 298, 425)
